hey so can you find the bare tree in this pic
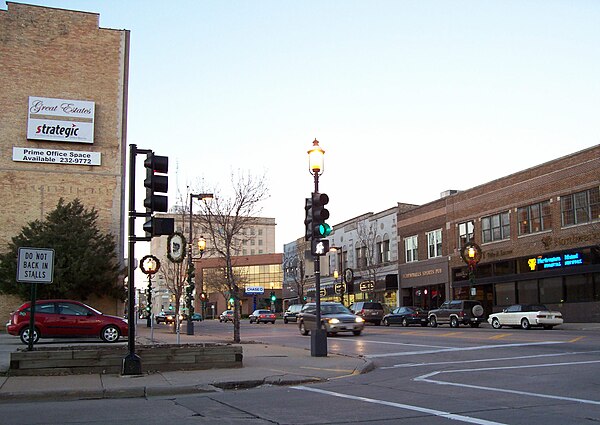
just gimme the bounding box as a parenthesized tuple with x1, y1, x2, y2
(195, 171, 269, 343)
(157, 259, 186, 330)
(356, 219, 384, 299)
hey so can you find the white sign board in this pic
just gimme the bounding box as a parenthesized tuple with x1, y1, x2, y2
(17, 247, 55, 284)
(27, 96, 95, 143)
(245, 286, 264, 294)
(13, 147, 101, 166)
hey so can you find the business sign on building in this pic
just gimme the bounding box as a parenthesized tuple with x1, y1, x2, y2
(27, 96, 95, 143)
(12, 147, 101, 166)
(245, 286, 264, 294)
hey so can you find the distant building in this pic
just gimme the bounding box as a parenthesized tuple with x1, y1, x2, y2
(0, 3, 129, 321)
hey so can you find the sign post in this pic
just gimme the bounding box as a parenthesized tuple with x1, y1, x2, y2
(16, 247, 55, 351)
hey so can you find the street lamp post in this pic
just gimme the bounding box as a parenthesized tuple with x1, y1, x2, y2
(308, 138, 327, 357)
(186, 193, 213, 335)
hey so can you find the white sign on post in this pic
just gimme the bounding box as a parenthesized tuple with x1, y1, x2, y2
(245, 286, 264, 294)
(17, 247, 55, 284)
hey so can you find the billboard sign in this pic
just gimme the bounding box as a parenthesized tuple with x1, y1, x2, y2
(27, 96, 95, 143)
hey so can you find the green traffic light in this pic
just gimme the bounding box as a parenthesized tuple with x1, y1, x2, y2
(318, 223, 332, 237)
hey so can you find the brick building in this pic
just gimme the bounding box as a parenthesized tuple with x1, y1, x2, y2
(398, 145, 600, 321)
(0, 3, 129, 320)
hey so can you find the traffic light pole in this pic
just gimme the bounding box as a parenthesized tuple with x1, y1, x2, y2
(311, 172, 327, 357)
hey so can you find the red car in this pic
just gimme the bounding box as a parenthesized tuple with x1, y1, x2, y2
(6, 299, 128, 344)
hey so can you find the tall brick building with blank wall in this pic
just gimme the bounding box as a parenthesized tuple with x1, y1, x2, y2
(0, 3, 129, 321)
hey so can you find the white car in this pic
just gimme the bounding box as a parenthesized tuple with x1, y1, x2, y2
(488, 304, 563, 330)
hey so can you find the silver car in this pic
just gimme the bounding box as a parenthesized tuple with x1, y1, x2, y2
(298, 302, 365, 336)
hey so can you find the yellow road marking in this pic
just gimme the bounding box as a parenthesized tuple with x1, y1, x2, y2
(441, 332, 461, 337)
(300, 366, 354, 373)
(489, 333, 511, 340)
(569, 336, 586, 343)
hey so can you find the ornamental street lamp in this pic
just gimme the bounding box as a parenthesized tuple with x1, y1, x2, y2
(460, 242, 482, 300)
(187, 193, 213, 335)
(308, 138, 327, 357)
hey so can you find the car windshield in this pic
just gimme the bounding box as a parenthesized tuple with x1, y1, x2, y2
(322, 305, 352, 315)
(256, 310, 271, 314)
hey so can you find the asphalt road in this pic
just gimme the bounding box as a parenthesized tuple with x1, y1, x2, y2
(3, 320, 600, 424)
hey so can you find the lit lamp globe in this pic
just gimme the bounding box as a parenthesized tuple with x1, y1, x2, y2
(308, 139, 325, 175)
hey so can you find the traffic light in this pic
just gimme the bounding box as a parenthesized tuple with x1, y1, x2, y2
(143, 152, 174, 237)
(304, 197, 313, 241)
(311, 192, 331, 238)
(144, 153, 168, 212)
(270, 291, 276, 302)
(168, 304, 173, 310)
(145, 305, 151, 312)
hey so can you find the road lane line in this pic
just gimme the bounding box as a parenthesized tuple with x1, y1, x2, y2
(415, 360, 600, 406)
(338, 339, 451, 349)
(292, 386, 507, 425)
(489, 333, 511, 340)
(366, 340, 566, 358)
(381, 350, 600, 369)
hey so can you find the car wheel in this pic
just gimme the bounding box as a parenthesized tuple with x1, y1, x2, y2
(402, 318, 409, 327)
(429, 316, 438, 327)
(19, 326, 40, 345)
(352, 330, 362, 336)
(450, 317, 459, 328)
(101, 325, 120, 343)
(299, 321, 309, 336)
(521, 318, 531, 330)
(383, 318, 390, 326)
(492, 318, 502, 329)
(284, 318, 288, 324)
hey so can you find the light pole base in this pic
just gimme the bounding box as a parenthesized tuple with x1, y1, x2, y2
(122, 353, 142, 375)
(310, 328, 328, 357)
(186, 319, 194, 335)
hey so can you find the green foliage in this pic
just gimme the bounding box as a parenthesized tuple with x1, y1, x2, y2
(0, 198, 124, 301)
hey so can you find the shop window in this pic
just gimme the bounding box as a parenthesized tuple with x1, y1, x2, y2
(482, 211, 510, 243)
(494, 261, 515, 276)
(539, 277, 563, 304)
(565, 274, 594, 302)
(517, 280, 538, 304)
(495, 282, 516, 306)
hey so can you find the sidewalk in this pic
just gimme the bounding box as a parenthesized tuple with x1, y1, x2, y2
(0, 324, 374, 403)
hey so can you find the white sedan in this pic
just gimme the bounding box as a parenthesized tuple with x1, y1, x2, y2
(488, 304, 563, 330)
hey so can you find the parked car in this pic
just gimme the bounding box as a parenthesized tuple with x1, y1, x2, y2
(156, 311, 179, 324)
(382, 306, 428, 327)
(488, 304, 563, 330)
(349, 301, 384, 325)
(6, 299, 128, 345)
(189, 312, 203, 321)
(283, 304, 303, 324)
(249, 309, 277, 324)
(428, 300, 486, 328)
(298, 302, 364, 336)
(219, 310, 234, 322)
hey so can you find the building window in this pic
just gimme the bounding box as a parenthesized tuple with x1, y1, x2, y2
(258, 239, 263, 246)
(561, 187, 600, 227)
(404, 235, 418, 263)
(482, 211, 510, 243)
(427, 229, 442, 259)
(258, 229, 263, 236)
(458, 221, 474, 248)
(376, 241, 383, 264)
(382, 239, 390, 262)
(518, 201, 552, 235)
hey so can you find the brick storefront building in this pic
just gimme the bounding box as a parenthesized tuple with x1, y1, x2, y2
(398, 145, 600, 321)
(0, 3, 129, 321)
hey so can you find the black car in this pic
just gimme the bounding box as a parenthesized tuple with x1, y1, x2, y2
(382, 306, 428, 327)
(156, 311, 177, 324)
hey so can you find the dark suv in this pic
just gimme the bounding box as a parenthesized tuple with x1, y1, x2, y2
(283, 304, 303, 324)
(428, 300, 486, 328)
(349, 301, 384, 325)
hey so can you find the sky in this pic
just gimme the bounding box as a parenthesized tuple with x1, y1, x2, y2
(7, 0, 600, 250)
